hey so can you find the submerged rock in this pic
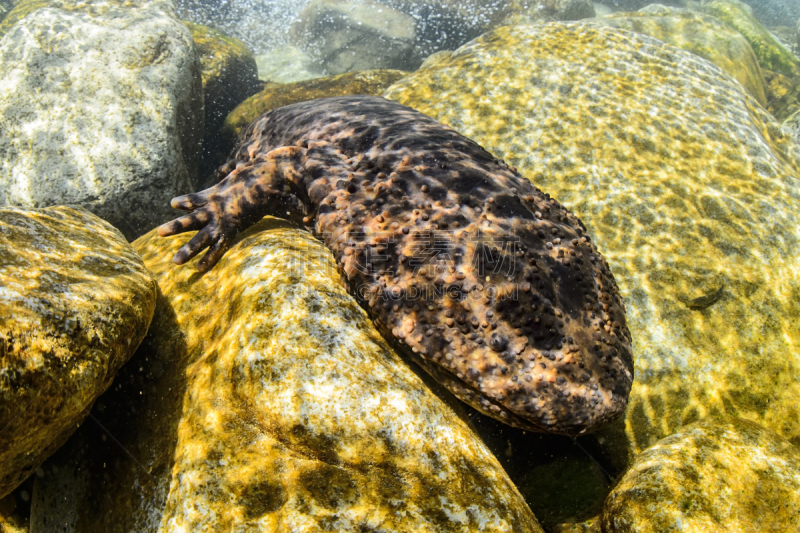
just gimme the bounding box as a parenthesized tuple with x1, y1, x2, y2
(0, 492, 28, 533)
(502, 0, 596, 25)
(254, 45, 325, 83)
(603, 417, 800, 532)
(31, 218, 542, 532)
(594, 5, 768, 106)
(383, 0, 507, 60)
(384, 22, 800, 455)
(0, 206, 156, 498)
(186, 21, 261, 185)
(187, 22, 259, 151)
(765, 70, 800, 121)
(0, 0, 10, 23)
(0, 0, 203, 239)
(294, 0, 417, 75)
(701, 0, 799, 77)
(551, 518, 601, 533)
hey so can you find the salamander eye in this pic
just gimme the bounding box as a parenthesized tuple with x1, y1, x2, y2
(489, 332, 509, 352)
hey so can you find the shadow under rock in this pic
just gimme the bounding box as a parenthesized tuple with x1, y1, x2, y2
(30, 285, 189, 533)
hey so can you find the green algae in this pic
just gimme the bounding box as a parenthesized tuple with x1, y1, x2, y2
(702, 0, 799, 77)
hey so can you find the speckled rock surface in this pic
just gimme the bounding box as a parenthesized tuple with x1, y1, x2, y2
(294, 0, 416, 75)
(0, 0, 203, 240)
(701, 0, 799, 76)
(594, 5, 768, 106)
(764, 69, 799, 120)
(384, 22, 800, 454)
(766, 71, 800, 122)
(603, 417, 800, 532)
(0, 206, 156, 498)
(551, 517, 600, 533)
(30, 218, 542, 532)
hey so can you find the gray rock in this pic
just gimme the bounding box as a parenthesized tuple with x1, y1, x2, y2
(559, 0, 597, 21)
(382, 0, 504, 60)
(501, 0, 596, 25)
(294, 0, 416, 75)
(0, 0, 203, 240)
(254, 45, 326, 83)
(593, 3, 615, 16)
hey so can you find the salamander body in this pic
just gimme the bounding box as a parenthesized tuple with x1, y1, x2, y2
(159, 96, 633, 436)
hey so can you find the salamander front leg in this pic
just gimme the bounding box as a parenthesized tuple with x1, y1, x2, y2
(158, 146, 307, 272)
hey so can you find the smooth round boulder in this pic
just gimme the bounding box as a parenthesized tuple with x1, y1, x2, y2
(603, 417, 800, 532)
(0, 206, 156, 498)
(0, 0, 203, 239)
(187, 21, 259, 143)
(294, 0, 417, 74)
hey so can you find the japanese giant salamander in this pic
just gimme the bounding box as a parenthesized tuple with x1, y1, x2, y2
(158, 96, 633, 436)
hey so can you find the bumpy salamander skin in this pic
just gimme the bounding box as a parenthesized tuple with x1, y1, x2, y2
(159, 96, 633, 436)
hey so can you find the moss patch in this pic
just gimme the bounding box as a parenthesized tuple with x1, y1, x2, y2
(702, 0, 799, 76)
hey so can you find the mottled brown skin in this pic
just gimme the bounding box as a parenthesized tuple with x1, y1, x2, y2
(159, 96, 633, 436)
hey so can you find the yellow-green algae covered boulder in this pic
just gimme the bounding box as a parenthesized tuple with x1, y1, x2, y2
(766, 72, 800, 122)
(29, 218, 542, 532)
(384, 22, 800, 456)
(701, 0, 800, 77)
(0, 206, 156, 498)
(764, 69, 798, 119)
(602, 417, 800, 532)
(593, 5, 768, 106)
